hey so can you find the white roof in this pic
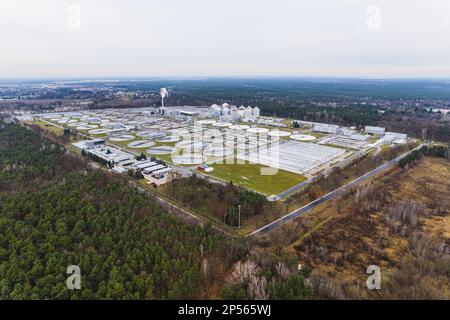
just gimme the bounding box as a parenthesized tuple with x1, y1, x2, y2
(151, 168, 172, 176)
(133, 161, 158, 169)
(143, 164, 166, 173)
(112, 166, 128, 174)
(365, 126, 385, 132)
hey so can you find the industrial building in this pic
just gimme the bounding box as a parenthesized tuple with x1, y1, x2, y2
(73, 140, 133, 164)
(313, 123, 340, 134)
(365, 126, 386, 135)
(39, 106, 410, 195)
(237, 141, 347, 175)
(209, 104, 260, 121)
(383, 132, 408, 144)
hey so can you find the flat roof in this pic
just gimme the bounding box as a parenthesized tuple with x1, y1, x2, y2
(151, 168, 172, 175)
(133, 161, 158, 169)
(143, 164, 166, 173)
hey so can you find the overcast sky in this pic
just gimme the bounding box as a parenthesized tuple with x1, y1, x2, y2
(1, 0, 450, 78)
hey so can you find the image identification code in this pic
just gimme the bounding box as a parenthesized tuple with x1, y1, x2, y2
(178, 304, 272, 318)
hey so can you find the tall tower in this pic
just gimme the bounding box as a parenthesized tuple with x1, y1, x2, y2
(160, 87, 168, 108)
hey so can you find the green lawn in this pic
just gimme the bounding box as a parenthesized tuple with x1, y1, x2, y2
(26, 120, 65, 135)
(206, 162, 306, 195)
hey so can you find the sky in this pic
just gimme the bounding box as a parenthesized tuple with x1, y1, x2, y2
(1, 0, 450, 78)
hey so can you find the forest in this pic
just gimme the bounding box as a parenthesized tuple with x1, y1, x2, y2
(0, 123, 248, 299)
(398, 145, 449, 168)
(261, 103, 381, 127)
(2, 121, 448, 300)
(378, 111, 450, 144)
(0, 123, 313, 300)
(160, 175, 278, 227)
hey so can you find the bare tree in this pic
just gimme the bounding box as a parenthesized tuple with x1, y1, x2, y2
(387, 199, 426, 228)
(410, 232, 433, 259)
(248, 276, 268, 300)
(228, 260, 260, 285)
(307, 270, 343, 299)
(275, 262, 291, 281)
(228, 260, 269, 300)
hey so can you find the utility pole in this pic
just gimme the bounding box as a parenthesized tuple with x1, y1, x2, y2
(238, 205, 241, 229)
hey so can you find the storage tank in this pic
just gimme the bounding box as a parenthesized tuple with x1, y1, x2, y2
(210, 104, 222, 116)
(238, 106, 246, 118)
(252, 106, 260, 117)
(229, 105, 239, 115)
(221, 105, 230, 115)
(244, 106, 253, 118)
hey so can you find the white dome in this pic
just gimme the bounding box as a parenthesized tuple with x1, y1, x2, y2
(210, 104, 221, 111)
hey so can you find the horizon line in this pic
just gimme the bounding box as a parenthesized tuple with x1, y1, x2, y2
(1, 75, 450, 82)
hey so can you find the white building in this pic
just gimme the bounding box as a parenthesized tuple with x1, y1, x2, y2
(383, 132, 408, 144)
(313, 123, 340, 134)
(257, 118, 288, 128)
(350, 134, 369, 141)
(83, 145, 132, 164)
(337, 127, 356, 136)
(230, 105, 239, 116)
(210, 104, 222, 116)
(365, 126, 386, 135)
(244, 106, 253, 118)
(252, 107, 260, 117)
(237, 106, 246, 119)
(142, 164, 173, 186)
(222, 105, 230, 115)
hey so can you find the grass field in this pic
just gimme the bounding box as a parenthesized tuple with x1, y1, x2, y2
(287, 156, 450, 287)
(26, 120, 65, 135)
(206, 162, 306, 195)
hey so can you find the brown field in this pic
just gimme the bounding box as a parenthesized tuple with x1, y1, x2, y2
(262, 156, 450, 298)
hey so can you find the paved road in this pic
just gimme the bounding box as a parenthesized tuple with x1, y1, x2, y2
(248, 144, 425, 237)
(40, 118, 425, 239)
(275, 177, 316, 199)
